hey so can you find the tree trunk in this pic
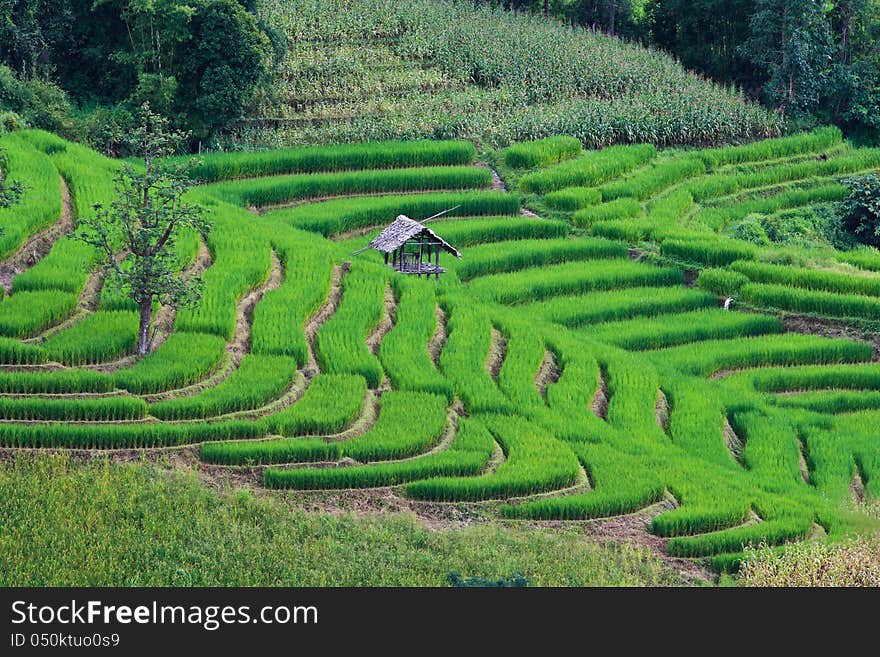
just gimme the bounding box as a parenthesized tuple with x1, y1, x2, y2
(608, 0, 617, 37)
(544, 0, 550, 17)
(137, 300, 152, 355)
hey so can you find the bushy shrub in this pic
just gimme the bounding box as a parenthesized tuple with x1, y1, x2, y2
(842, 174, 880, 248)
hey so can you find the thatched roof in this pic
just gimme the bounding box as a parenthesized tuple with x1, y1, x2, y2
(368, 215, 461, 258)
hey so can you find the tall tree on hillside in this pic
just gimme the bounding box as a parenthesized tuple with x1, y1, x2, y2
(76, 104, 210, 355)
(742, 0, 833, 118)
(646, 0, 758, 86)
(824, 0, 880, 137)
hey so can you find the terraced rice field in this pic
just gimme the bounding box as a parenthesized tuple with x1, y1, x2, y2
(1, 126, 879, 573)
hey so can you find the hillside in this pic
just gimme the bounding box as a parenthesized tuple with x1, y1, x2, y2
(225, 0, 781, 150)
(2, 124, 880, 584)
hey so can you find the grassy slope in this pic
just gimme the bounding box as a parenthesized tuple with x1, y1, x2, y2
(230, 0, 779, 149)
(0, 454, 683, 587)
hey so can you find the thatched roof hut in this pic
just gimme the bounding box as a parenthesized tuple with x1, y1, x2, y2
(368, 215, 461, 279)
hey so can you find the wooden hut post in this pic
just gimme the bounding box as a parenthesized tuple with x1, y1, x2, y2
(434, 243, 440, 281)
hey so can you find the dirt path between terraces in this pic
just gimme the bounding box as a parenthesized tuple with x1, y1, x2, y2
(0, 179, 74, 295)
(141, 250, 281, 399)
(486, 327, 507, 381)
(535, 350, 560, 400)
(427, 305, 448, 369)
(303, 262, 348, 377)
(366, 283, 397, 356)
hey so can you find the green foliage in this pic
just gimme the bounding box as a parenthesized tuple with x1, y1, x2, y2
(599, 155, 705, 200)
(202, 437, 340, 466)
(695, 127, 843, 168)
(264, 415, 493, 489)
(150, 355, 298, 420)
(0, 420, 263, 449)
(431, 216, 568, 246)
(405, 414, 581, 501)
(205, 166, 491, 208)
(731, 259, 880, 297)
(265, 375, 366, 437)
(271, 191, 520, 237)
(843, 174, 880, 248)
(174, 203, 271, 340)
(439, 298, 512, 414)
(584, 309, 782, 351)
(741, 282, 880, 321)
(503, 136, 583, 169)
(112, 332, 227, 394)
(0, 396, 147, 422)
(0, 66, 74, 136)
(248, 1, 781, 149)
(660, 238, 758, 267)
(573, 198, 642, 227)
(379, 277, 451, 399)
(250, 227, 332, 366)
(744, 0, 833, 118)
(41, 311, 138, 365)
(544, 187, 602, 211)
(468, 259, 684, 305)
(0, 337, 47, 365)
(0, 290, 78, 338)
(181, 140, 476, 182)
(697, 269, 750, 297)
(0, 133, 60, 257)
(519, 145, 656, 194)
(332, 391, 448, 462)
(0, 455, 680, 585)
(649, 334, 873, 377)
(76, 106, 211, 354)
(453, 237, 627, 281)
(314, 263, 386, 388)
(0, 369, 112, 394)
(523, 286, 717, 327)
